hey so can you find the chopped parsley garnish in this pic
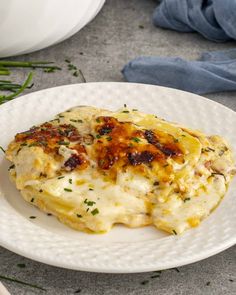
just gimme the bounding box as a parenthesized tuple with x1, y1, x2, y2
(44, 68, 56, 73)
(29, 216, 36, 219)
(132, 109, 138, 111)
(64, 188, 72, 192)
(8, 164, 15, 171)
(58, 141, 69, 146)
(96, 118, 101, 123)
(17, 263, 26, 268)
(163, 164, 169, 167)
(122, 110, 129, 113)
(211, 172, 226, 181)
(208, 147, 215, 152)
(131, 137, 141, 143)
(100, 127, 112, 134)
(91, 208, 99, 215)
(202, 147, 215, 153)
(173, 138, 179, 143)
(172, 229, 177, 235)
(69, 178, 72, 184)
(58, 115, 64, 118)
(86, 208, 89, 212)
(47, 213, 52, 216)
(58, 176, 65, 179)
(96, 134, 101, 139)
(124, 104, 127, 107)
(30, 198, 34, 203)
(16, 148, 22, 154)
(68, 64, 77, 71)
(20, 142, 27, 146)
(153, 181, 159, 186)
(28, 142, 38, 147)
(150, 274, 160, 278)
(50, 118, 60, 123)
(106, 136, 112, 141)
(140, 280, 149, 285)
(181, 134, 186, 137)
(89, 188, 94, 191)
(84, 199, 96, 206)
(70, 119, 83, 123)
(39, 189, 43, 193)
(183, 197, 191, 202)
(76, 214, 82, 218)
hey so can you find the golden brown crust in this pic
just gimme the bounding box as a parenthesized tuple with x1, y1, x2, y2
(6, 106, 235, 235)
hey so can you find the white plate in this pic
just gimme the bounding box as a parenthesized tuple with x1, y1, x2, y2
(0, 83, 235, 273)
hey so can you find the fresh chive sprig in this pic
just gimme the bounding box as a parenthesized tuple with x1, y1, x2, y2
(0, 60, 60, 104)
(0, 60, 61, 71)
(0, 274, 46, 291)
(0, 72, 33, 105)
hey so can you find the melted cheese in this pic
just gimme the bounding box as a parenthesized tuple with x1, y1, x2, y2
(6, 106, 235, 234)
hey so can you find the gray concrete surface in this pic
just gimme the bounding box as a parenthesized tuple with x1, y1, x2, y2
(0, 0, 236, 294)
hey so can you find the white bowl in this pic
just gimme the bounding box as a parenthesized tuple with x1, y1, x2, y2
(0, 0, 105, 58)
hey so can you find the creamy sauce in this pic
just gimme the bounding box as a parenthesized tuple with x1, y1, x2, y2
(6, 106, 235, 234)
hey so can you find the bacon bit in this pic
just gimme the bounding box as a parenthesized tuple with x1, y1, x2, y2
(96, 116, 116, 135)
(161, 146, 180, 157)
(65, 144, 88, 170)
(64, 154, 87, 171)
(128, 151, 154, 166)
(99, 127, 113, 135)
(144, 130, 156, 145)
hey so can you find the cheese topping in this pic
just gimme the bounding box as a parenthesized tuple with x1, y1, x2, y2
(6, 106, 235, 234)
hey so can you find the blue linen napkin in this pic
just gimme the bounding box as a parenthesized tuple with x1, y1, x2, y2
(153, 0, 236, 42)
(122, 49, 236, 94)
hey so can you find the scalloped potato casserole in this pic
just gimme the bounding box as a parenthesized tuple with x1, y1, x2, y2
(6, 106, 235, 234)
